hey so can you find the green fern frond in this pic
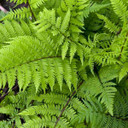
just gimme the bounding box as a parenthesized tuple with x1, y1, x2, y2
(19, 104, 76, 121)
(78, 65, 119, 115)
(110, 0, 128, 21)
(20, 115, 70, 128)
(0, 120, 12, 128)
(83, 97, 128, 128)
(18, 92, 86, 128)
(0, 36, 78, 91)
(83, 3, 110, 18)
(97, 13, 119, 33)
(119, 62, 128, 81)
(89, 3, 110, 13)
(35, 93, 68, 105)
(34, 8, 86, 63)
(0, 20, 33, 44)
(114, 92, 128, 119)
(30, 0, 46, 8)
(92, 50, 120, 66)
(0, 59, 78, 92)
(0, 0, 128, 127)
(34, 8, 70, 34)
(1, 7, 31, 21)
(110, 28, 128, 62)
(0, 105, 15, 114)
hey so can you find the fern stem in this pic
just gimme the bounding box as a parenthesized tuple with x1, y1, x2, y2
(54, 80, 84, 128)
(27, 0, 36, 21)
(116, 28, 122, 35)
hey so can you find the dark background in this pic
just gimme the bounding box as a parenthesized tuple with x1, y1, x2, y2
(0, 0, 27, 11)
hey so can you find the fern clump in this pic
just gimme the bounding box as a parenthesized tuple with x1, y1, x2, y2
(0, 0, 128, 127)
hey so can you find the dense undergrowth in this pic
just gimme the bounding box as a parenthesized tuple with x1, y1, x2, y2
(0, 0, 128, 127)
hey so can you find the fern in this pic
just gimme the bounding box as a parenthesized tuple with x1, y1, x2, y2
(97, 13, 119, 33)
(110, 0, 128, 21)
(0, 36, 78, 91)
(83, 2, 110, 18)
(0, 20, 33, 44)
(34, 7, 85, 63)
(0, 0, 128, 127)
(78, 65, 119, 115)
(83, 96, 128, 128)
(2, 7, 32, 21)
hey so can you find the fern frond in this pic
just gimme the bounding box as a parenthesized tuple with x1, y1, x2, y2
(18, 92, 86, 127)
(78, 65, 119, 115)
(19, 104, 76, 121)
(20, 115, 69, 128)
(110, 29, 128, 62)
(30, 0, 46, 8)
(0, 20, 33, 44)
(34, 8, 87, 63)
(83, 3, 110, 18)
(0, 121, 12, 128)
(0, 105, 15, 114)
(97, 13, 119, 33)
(0, 36, 78, 91)
(110, 0, 128, 21)
(89, 3, 110, 13)
(83, 97, 128, 128)
(114, 92, 128, 119)
(35, 93, 68, 105)
(1, 7, 31, 21)
(119, 62, 128, 81)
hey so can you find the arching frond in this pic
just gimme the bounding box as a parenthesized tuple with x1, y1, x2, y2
(0, 36, 78, 92)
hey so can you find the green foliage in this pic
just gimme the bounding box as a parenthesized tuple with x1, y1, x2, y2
(0, 0, 128, 127)
(0, 11, 7, 20)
